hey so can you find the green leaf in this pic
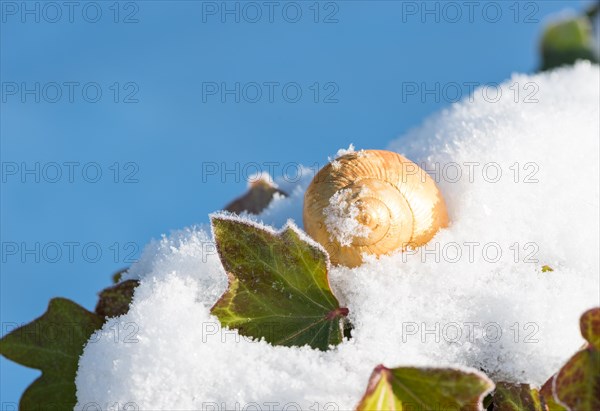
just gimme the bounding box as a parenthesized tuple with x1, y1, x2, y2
(492, 382, 544, 411)
(210, 215, 350, 351)
(542, 18, 592, 51)
(0, 298, 103, 410)
(540, 17, 598, 71)
(111, 267, 129, 284)
(483, 393, 494, 410)
(554, 348, 600, 411)
(580, 307, 600, 350)
(356, 364, 494, 411)
(95, 279, 139, 318)
(553, 307, 600, 411)
(541, 265, 554, 273)
(540, 376, 567, 411)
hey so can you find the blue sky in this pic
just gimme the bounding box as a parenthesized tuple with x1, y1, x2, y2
(0, 0, 594, 405)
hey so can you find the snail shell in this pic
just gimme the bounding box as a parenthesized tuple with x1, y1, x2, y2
(303, 149, 449, 267)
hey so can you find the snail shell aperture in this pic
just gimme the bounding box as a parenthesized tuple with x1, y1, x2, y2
(303, 149, 449, 267)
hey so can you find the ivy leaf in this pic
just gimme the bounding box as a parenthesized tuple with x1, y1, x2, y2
(540, 377, 567, 411)
(224, 179, 287, 215)
(554, 348, 600, 411)
(579, 307, 600, 350)
(111, 267, 129, 284)
(210, 214, 350, 351)
(483, 393, 494, 410)
(540, 16, 598, 71)
(0, 298, 103, 410)
(356, 364, 494, 411)
(95, 279, 139, 318)
(554, 307, 600, 411)
(492, 382, 544, 411)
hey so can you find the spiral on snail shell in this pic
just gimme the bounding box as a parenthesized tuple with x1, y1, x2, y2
(303, 149, 449, 267)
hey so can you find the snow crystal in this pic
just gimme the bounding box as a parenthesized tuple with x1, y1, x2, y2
(331, 143, 356, 160)
(76, 62, 600, 410)
(323, 188, 372, 247)
(246, 170, 278, 189)
(329, 144, 367, 171)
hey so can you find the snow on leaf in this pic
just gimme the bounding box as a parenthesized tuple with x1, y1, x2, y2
(210, 214, 351, 351)
(492, 382, 545, 411)
(355, 364, 494, 411)
(553, 307, 600, 411)
(0, 298, 103, 410)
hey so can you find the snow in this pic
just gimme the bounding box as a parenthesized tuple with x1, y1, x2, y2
(323, 188, 372, 247)
(246, 170, 278, 189)
(331, 143, 356, 160)
(329, 144, 367, 171)
(76, 62, 600, 410)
